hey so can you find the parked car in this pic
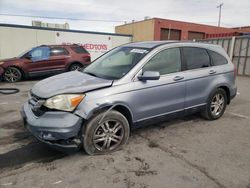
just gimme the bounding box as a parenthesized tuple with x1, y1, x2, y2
(0, 44, 91, 82)
(0, 66, 4, 81)
(21, 41, 237, 155)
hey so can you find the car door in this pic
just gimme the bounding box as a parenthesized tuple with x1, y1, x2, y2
(131, 47, 186, 122)
(182, 47, 215, 109)
(25, 46, 51, 73)
(49, 47, 70, 70)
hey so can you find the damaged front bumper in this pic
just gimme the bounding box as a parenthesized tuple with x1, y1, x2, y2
(21, 102, 83, 151)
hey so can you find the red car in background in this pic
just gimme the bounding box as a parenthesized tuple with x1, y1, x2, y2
(0, 66, 4, 82)
(0, 44, 91, 82)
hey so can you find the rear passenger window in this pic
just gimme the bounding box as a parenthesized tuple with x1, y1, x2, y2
(208, 50, 228, 66)
(183, 47, 210, 70)
(50, 47, 69, 56)
(71, 46, 88, 54)
(143, 48, 181, 75)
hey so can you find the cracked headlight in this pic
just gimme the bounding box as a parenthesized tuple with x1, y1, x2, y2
(43, 94, 85, 112)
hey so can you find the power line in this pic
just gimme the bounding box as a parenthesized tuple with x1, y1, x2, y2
(0, 13, 126, 23)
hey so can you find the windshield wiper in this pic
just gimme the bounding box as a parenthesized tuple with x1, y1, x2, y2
(84, 71, 98, 77)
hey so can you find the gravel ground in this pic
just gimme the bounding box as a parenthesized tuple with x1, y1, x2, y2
(0, 76, 249, 188)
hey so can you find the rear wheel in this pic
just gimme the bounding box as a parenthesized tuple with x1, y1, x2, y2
(69, 63, 83, 71)
(3, 67, 22, 82)
(83, 110, 130, 155)
(202, 88, 227, 120)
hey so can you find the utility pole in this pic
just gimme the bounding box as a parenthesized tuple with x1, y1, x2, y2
(217, 3, 223, 27)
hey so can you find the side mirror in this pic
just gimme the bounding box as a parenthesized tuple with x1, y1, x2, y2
(25, 53, 32, 60)
(138, 71, 160, 81)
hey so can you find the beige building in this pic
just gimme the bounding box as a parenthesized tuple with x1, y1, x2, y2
(116, 19, 155, 42)
(32, 21, 70, 29)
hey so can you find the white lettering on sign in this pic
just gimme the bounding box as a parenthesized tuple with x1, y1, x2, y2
(130, 49, 148, 54)
(62, 42, 108, 52)
(56, 32, 112, 60)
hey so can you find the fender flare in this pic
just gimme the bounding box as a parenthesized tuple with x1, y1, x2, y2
(84, 102, 134, 124)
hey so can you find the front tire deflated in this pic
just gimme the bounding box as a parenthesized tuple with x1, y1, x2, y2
(82, 110, 130, 155)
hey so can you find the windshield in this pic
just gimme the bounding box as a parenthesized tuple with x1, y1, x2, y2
(18, 48, 33, 58)
(84, 47, 149, 80)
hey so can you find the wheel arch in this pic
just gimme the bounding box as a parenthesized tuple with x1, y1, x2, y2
(4, 65, 26, 79)
(218, 85, 230, 104)
(87, 103, 134, 127)
(67, 61, 83, 70)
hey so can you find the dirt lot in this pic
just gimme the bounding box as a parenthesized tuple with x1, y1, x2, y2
(0, 76, 249, 188)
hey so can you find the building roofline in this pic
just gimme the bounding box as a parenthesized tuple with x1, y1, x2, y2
(115, 18, 155, 27)
(233, 26, 250, 29)
(0, 23, 133, 37)
(153, 17, 232, 29)
(116, 17, 234, 30)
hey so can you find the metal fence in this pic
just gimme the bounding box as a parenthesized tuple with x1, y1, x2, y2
(198, 36, 250, 76)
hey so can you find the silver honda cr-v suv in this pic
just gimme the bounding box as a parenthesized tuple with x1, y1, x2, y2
(21, 41, 237, 155)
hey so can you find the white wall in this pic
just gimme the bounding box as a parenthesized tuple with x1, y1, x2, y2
(0, 25, 132, 60)
(55, 31, 112, 60)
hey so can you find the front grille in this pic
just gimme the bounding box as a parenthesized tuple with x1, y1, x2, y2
(32, 108, 46, 117)
(28, 92, 46, 117)
(30, 92, 43, 101)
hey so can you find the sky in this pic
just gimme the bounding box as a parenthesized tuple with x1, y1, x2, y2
(0, 0, 249, 33)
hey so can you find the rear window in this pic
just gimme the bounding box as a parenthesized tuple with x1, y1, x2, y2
(183, 47, 211, 70)
(50, 47, 69, 56)
(208, 50, 228, 66)
(71, 46, 89, 54)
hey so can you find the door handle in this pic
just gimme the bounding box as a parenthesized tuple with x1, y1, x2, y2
(209, 70, 216, 74)
(173, 76, 184, 81)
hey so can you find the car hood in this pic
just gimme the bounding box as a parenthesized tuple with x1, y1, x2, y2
(0, 57, 19, 63)
(0, 57, 24, 68)
(31, 71, 113, 98)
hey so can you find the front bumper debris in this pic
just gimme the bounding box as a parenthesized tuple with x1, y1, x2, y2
(21, 102, 83, 150)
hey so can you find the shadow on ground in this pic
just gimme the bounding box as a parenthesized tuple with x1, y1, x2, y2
(0, 142, 66, 172)
(0, 113, 202, 173)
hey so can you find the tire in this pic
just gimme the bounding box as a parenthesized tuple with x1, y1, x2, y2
(201, 88, 227, 120)
(3, 67, 22, 82)
(83, 110, 130, 155)
(69, 63, 83, 71)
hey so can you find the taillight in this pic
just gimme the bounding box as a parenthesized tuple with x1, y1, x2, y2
(82, 54, 91, 62)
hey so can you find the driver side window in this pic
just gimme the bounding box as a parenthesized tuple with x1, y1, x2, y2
(30, 47, 50, 62)
(143, 48, 182, 75)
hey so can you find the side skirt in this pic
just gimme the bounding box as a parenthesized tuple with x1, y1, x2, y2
(132, 104, 206, 129)
(28, 69, 65, 77)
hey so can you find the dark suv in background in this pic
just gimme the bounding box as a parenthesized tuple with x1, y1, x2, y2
(0, 44, 91, 82)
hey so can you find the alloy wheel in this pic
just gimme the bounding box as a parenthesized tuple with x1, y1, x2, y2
(210, 93, 225, 116)
(70, 64, 82, 71)
(93, 120, 124, 151)
(4, 67, 22, 82)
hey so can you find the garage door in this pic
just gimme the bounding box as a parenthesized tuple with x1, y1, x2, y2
(160, 28, 181, 40)
(188, 31, 205, 40)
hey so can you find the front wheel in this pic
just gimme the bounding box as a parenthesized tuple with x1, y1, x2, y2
(83, 110, 130, 155)
(3, 67, 22, 82)
(202, 88, 227, 120)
